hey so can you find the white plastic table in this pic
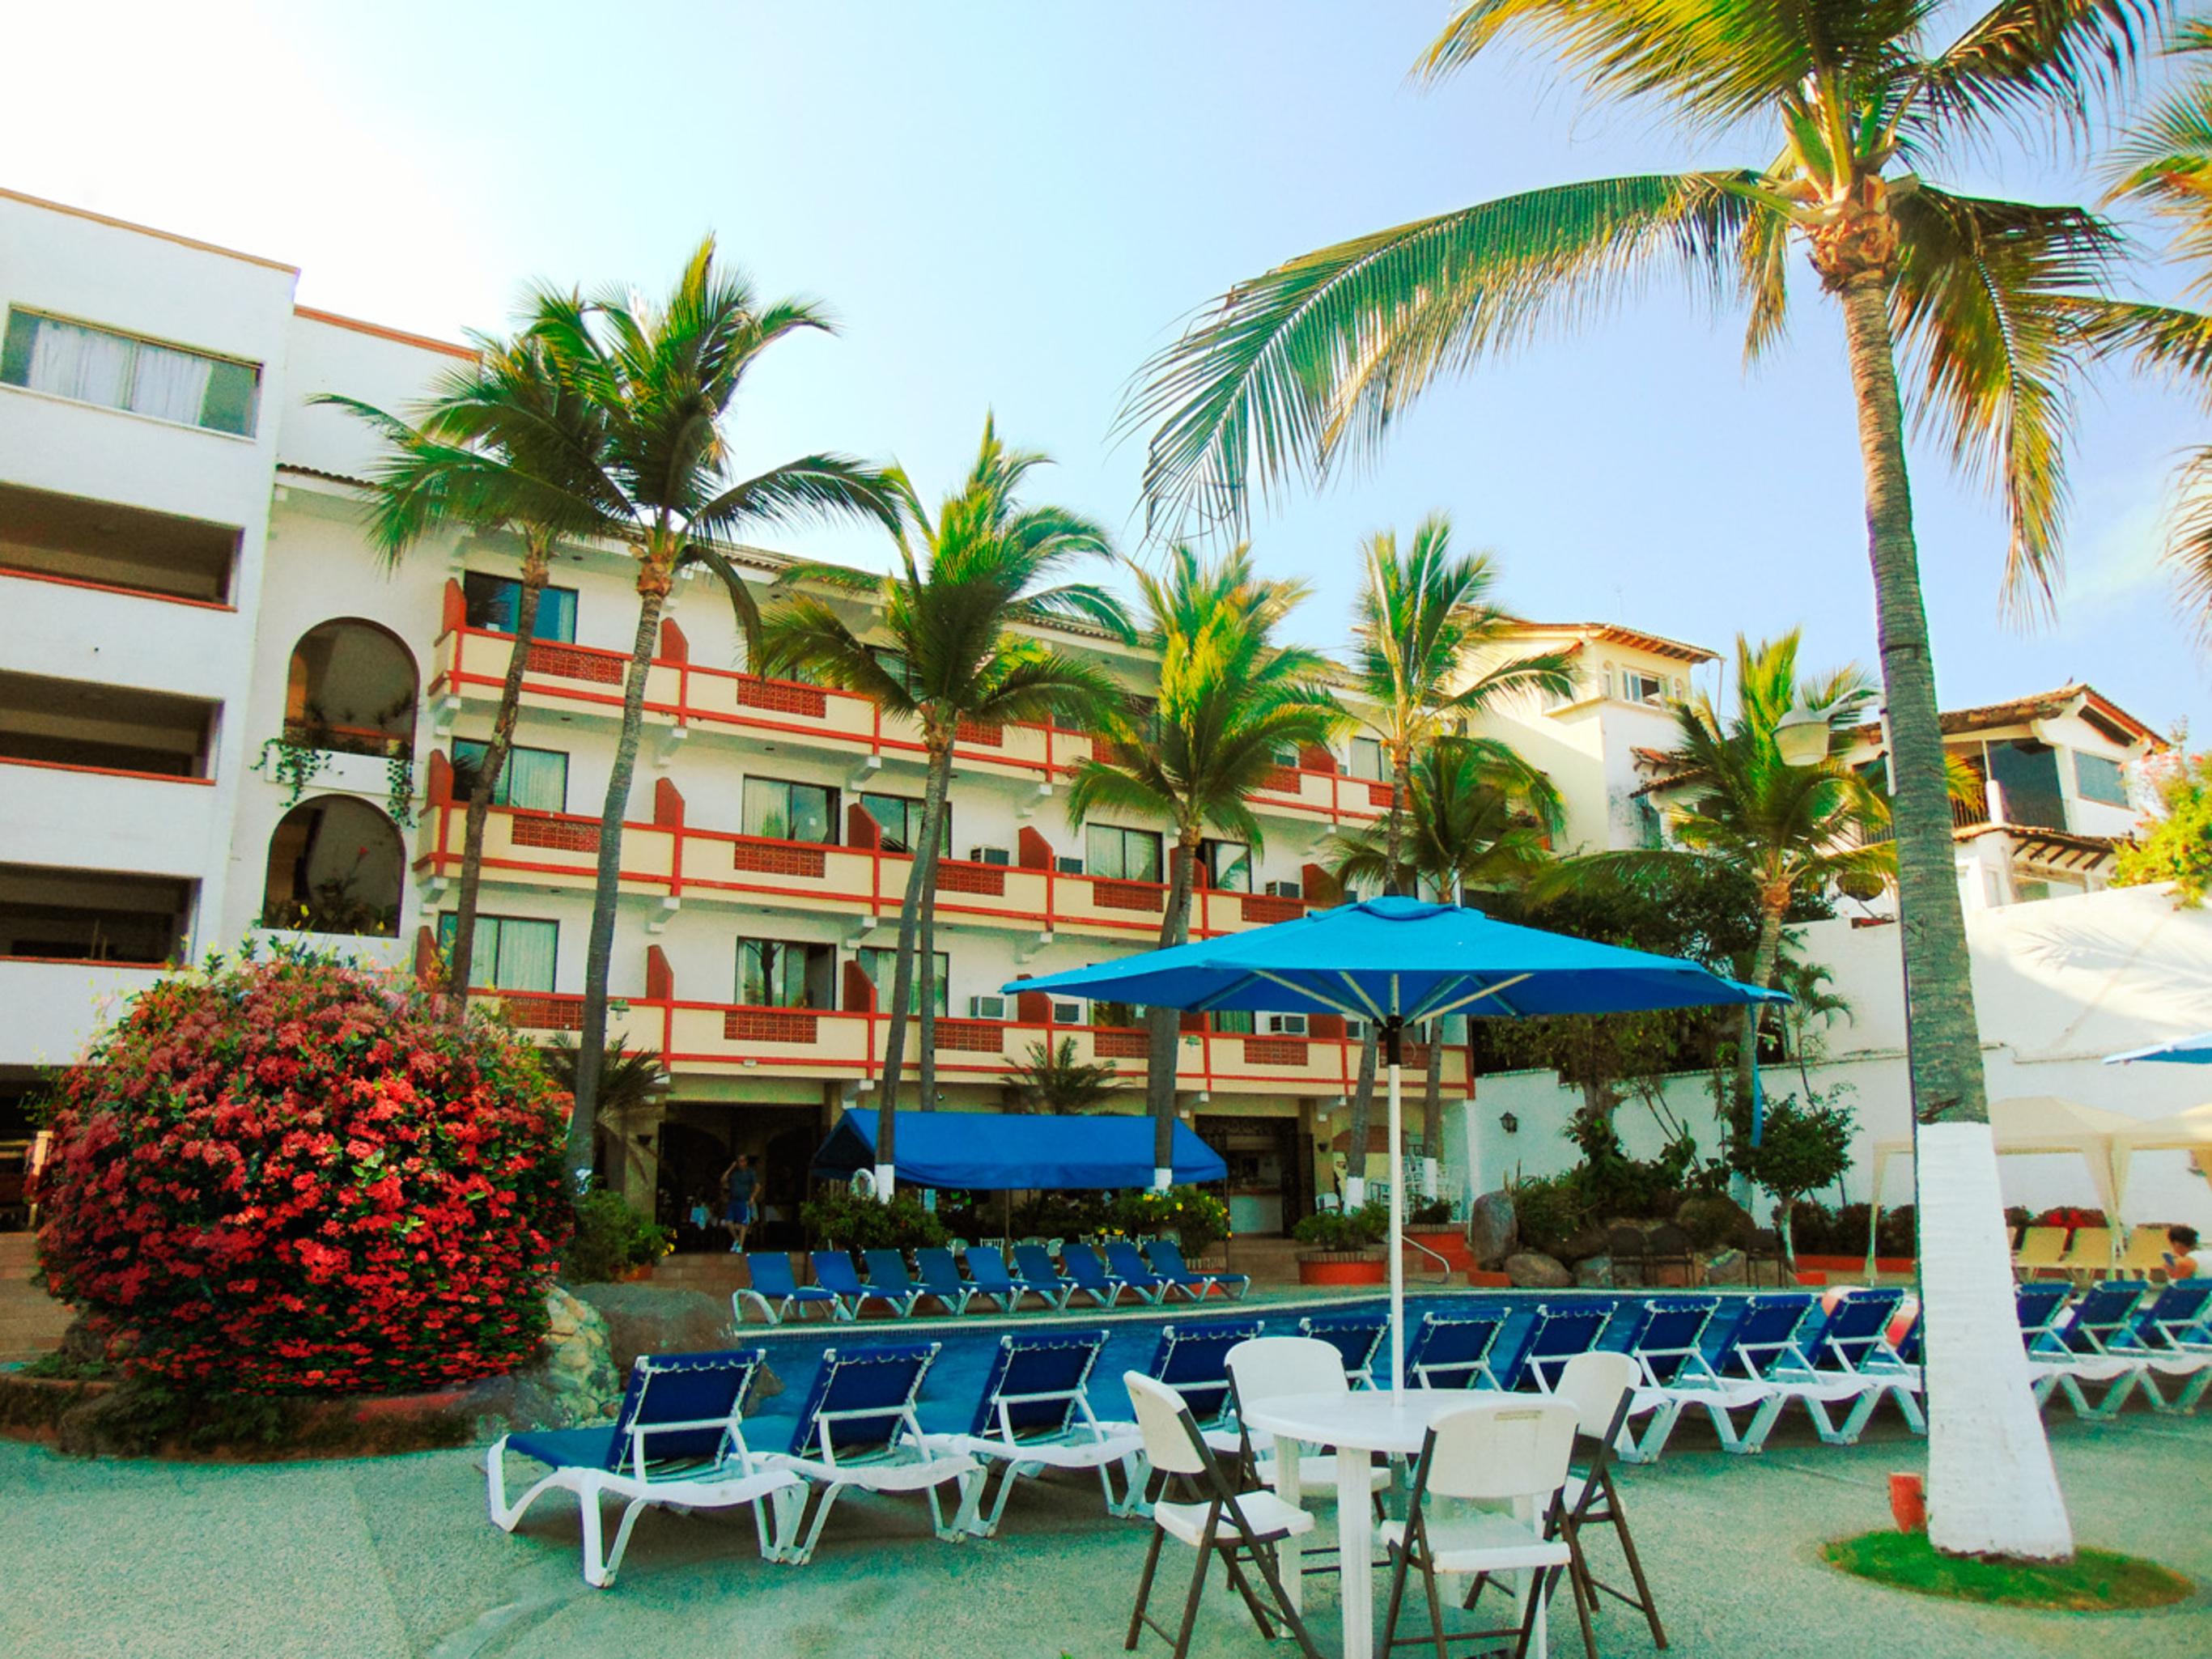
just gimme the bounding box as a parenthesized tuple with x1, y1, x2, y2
(1241, 1390, 1517, 1659)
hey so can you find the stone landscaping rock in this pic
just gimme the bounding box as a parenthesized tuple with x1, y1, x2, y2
(497, 1287, 623, 1432)
(1703, 1248, 1748, 1286)
(1574, 1254, 1614, 1289)
(1467, 1190, 1518, 1269)
(574, 1283, 734, 1372)
(1503, 1251, 1573, 1289)
(1557, 1225, 1611, 1265)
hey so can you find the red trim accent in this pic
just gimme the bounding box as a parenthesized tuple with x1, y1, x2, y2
(0, 563, 236, 613)
(294, 305, 473, 359)
(0, 755, 213, 786)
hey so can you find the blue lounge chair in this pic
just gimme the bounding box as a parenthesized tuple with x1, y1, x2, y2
(1012, 1243, 1085, 1310)
(1146, 1239, 1251, 1301)
(488, 1348, 801, 1586)
(1492, 1303, 1613, 1393)
(811, 1250, 913, 1319)
(2016, 1283, 2073, 1356)
(925, 1329, 1146, 1534)
(756, 1342, 983, 1565)
(1722, 1291, 1922, 1447)
(2112, 1282, 2212, 1413)
(735, 1253, 845, 1326)
(2035, 1280, 2155, 1419)
(1102, 1240, 1178, 1305)
(1403, 1309, 1508, 1390)
(912, 1247, 975, 1316)
(1058, 1244, 1136, 1308)
(1606, 1296, 1774, 1464)
(959, 1245, 1026, 1313)
(1297, 1314, 1387, 1389)
(862, 1250, 932, 1317)
(1803, 1288, 1907, 1371)
(1140, 1317, 1267, 1428)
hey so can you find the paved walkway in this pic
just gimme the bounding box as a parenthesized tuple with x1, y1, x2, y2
(2, 1412, 2206, 1658)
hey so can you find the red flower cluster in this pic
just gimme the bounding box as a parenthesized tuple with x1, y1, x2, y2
(35, 949, 572, 1394)
(2034, 1205, 2108, 1230)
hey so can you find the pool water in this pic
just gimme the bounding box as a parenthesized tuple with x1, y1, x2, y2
(735, 1288, 1779, 1444)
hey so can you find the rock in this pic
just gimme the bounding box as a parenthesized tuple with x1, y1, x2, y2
(1677, 1195, 1754, 1251)
(1503, 1251, 1573, 1289)
(1467, 1190, 1518, 1270)
(1557, 1225, 1611, 1266)
(1703, 1248, 1747, 1286)
(572, 1283, 735, 1372)
(1574, 1254, 1614, 1289)
(503, 1287, 622, 1432)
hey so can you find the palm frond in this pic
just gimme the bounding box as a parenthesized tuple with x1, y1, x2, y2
(1908, 0, 2173, 155)
(1889, 187, 2123, 618)
(1125, 174, 1770, 532)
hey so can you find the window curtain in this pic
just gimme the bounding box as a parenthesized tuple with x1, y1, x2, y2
(27, 318, 133, 408)
(494, 917, 558, 992)
(130, 342, 215, 425)
(503, 748, 567, 812)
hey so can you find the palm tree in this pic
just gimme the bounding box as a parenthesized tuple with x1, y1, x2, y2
(317, 329, 608, 1024)
(1008, 1037, 1123, 1114)
(759, 418, 1130, 1198)
(1066, 545, 1341, 1185)
(1327, 736, 1558, 1195)
(1337, 517, 1577, 1202)
(1125, 3, 2159, 1561)
(500, 242, 904, 1190)
(2091, 23, 2212, 628)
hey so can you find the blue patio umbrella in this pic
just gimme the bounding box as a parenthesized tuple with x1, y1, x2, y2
(2104, 1032, 2212, 1064)
(1008, 895, 1788, 1389)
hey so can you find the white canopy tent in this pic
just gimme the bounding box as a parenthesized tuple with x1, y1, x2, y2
(2115, 1101, 2212, 1182)
(1866, 1096, 2139, 1271)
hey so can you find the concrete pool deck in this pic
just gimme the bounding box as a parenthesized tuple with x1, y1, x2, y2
(3, 1411, 2207, 1658)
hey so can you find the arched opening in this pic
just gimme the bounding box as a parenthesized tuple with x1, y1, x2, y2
(285, 619, 418, 757)
(261, 796, 404, 936)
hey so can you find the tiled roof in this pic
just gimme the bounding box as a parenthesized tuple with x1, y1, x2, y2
(1847, 684, 2167, 748)
(1509, 621, 1717, 664)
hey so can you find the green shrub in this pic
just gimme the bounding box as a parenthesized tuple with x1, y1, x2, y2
(1678, 1194, 1751, 1251)
(1010, 1190, 1115, 1239)
(1293, 1201, 1389, 1252)
(563, 1187, 670, 1283)
(1508, 1173, 1588, 1254)
(1407, 1198, 1454, 1227)
(1109, 1187, 1231, 1254)
(800, 1186, 948, 1250)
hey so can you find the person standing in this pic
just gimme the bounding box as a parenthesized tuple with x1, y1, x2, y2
(721, 1152, 760, 1254)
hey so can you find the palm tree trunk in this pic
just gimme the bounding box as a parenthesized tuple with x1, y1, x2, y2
(1344, 746, 1411, 1207)
(1837, 272, 2071, 1560)
(1146, 827, 1200, 1188)
(1728, 887, 1790, 1207)
(446, 541, 549, 1026)
(872, 734, 953, 1199)
(570, 559, 669, 1191)
(915, 745, 954, 1124)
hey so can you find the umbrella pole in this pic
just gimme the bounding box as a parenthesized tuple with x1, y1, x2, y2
(1387, 1022, 1405, 1394)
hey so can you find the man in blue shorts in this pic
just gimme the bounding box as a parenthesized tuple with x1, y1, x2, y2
(721, 1152, 759, 1252)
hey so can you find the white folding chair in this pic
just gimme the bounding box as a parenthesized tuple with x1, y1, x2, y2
(1224, 1336, 1392, 1510)
(1380, 1399, 1578, 1659)
(1122, 1372, 1321, 1659)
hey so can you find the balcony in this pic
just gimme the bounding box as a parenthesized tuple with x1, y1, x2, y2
(0, 673, 220, 873)
(0, 479, 239, 607)
(490, 992, 1470, 1097)
(427, 607, 1385, 825)
(414, 797, 1319, 943)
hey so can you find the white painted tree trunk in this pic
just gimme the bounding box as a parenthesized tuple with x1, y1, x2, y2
(1918, 1121, 2074, 1559)
(1420, 1156, 1441, 1201)
(874, 1161, 896, 1202)
(1153, 1165, 1173, 1193)
(1344, 1173, 1366, 1209)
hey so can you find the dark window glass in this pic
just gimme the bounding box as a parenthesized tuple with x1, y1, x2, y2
(1203, 838, 1253, 892)
(856, 945, 949, 1015)
(461, 572, 577, 643)
(2074, 752, 2129, 808)
(860, 791, 946, 855)
(737, 937, 831, 1008)
(1989, 739, 2066, 830)
(451, 741, 567, 811)
(437, 913, 556, 991)
(744, 778, 839, 844)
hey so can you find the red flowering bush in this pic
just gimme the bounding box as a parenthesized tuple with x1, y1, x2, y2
(2034, 1206, 2108, 1230)
(35, 945, 571, 1394)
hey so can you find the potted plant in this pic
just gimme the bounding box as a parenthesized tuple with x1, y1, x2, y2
(1293, 1200, 1390, 1286)
(1403, 1195, 1476, 1275)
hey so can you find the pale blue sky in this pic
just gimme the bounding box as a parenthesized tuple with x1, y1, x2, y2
(11, 2, 2205, 735)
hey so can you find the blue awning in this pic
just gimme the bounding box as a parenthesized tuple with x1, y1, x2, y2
(811, 1108, 1227, 1191)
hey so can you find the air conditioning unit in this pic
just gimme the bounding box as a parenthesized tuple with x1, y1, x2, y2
(1051, 999, 1085, 1025)
(969, 845, 1013, 866)
(1055, 855, 1086, 876)
(968, 994, 1008, 1020)
(1264, 1013, 1309, 1037)
(1263, 879, 1302, 899)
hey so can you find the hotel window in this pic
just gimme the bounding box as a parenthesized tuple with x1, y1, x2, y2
(737, 937, 832, 1008)
(743, 777, 838, 844)
(1202, 838, 1253, 892)
(856, 945, 949, 1015)
(461, 571, 578, 643)
(860, 791, 947, 855)
(451, 741, 567, 812)
(1, 311, 260, 435)
(1619, 669, 1669, 706)
(437, 914, 556, 991)
(1212, 1009, 1256, 1034)
(1347, 736, 1386, 781)
(1086, 823, 1163, 883)
(868, 645, 920, 694)
(2074, 752, 2129, 808)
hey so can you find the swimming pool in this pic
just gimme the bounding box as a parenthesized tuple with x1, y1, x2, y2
(736, 1288, 1771, 1437)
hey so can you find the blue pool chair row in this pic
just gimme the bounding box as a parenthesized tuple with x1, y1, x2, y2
(2027, 1278, 2212, 1419)
(732, 1242, 1247, 1328)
